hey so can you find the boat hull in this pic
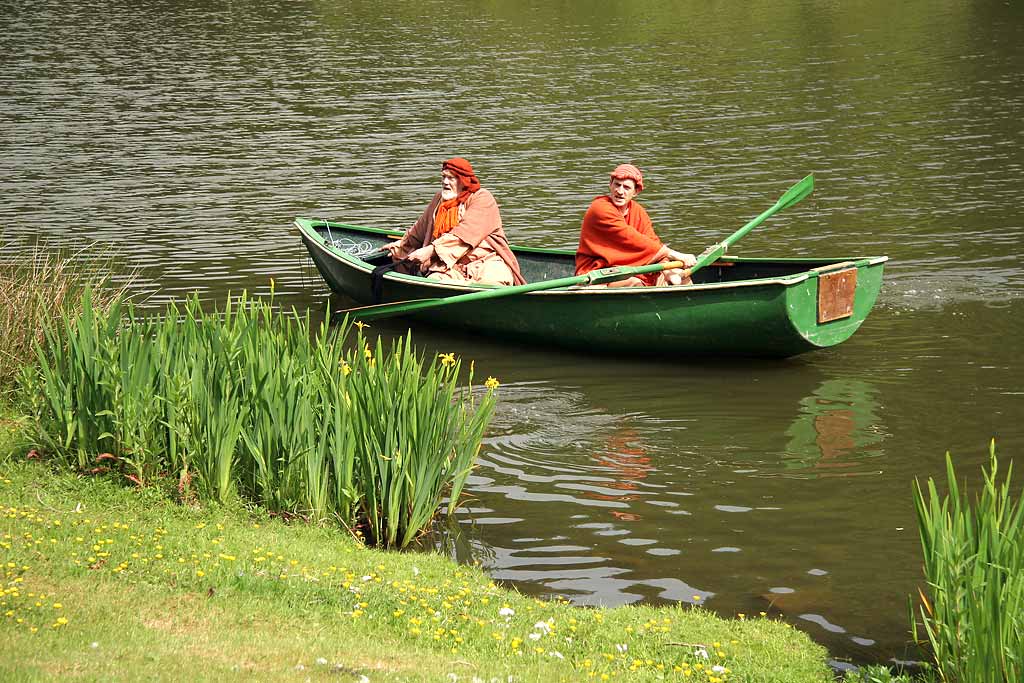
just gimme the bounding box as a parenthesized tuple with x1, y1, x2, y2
(296, 218, 886, 358)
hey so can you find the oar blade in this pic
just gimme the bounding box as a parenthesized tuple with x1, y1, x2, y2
(775, 174, 814, 212)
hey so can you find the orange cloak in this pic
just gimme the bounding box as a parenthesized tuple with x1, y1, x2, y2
(575, 196, 665, 285)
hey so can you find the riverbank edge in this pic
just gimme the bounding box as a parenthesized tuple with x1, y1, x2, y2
(0, 406, 835, 683)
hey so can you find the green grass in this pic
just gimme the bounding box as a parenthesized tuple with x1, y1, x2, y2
(0, 456, 833, 683)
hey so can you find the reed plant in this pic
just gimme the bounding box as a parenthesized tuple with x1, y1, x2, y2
(0, 241, 134, 398)
(911, 441, 1023, 683)
(22, 289, 496, 548)
(344, 336, 493, 548)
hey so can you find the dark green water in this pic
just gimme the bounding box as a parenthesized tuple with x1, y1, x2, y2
(2, 0, 1022, 667)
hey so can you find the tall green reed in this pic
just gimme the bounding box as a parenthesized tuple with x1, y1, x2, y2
(344, 336, 494, 548)
(911, 441, 1023, 683)
(23, 289, 496, 548)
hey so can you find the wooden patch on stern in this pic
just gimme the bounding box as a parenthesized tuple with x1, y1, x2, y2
(817, 268, 857, 323)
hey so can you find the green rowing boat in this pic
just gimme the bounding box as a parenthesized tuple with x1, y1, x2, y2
(295, 218, 887, 358)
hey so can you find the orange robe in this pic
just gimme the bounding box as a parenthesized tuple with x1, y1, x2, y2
(575, 196, 666, 286)
(393, 189, 525, 286)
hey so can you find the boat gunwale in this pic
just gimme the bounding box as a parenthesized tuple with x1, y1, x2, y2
(295, 217, 889, 296)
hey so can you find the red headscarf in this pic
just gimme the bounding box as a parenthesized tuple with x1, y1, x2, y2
(610, 163, 644, 192)
(443, 157, 481, 201)
(434, 158, 482, 238)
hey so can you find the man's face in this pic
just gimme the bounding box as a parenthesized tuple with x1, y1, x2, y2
(441, 171, 462, 200)
(608, 177, 637, 208)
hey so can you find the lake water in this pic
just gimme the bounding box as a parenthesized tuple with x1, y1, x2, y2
(2, 0, 1022, 667)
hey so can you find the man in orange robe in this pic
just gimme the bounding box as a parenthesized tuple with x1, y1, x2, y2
(576, 164, 696, 287)
(384, 158, 525, 286)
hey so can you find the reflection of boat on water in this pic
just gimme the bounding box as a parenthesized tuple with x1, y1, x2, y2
(782, 378, 886, 471)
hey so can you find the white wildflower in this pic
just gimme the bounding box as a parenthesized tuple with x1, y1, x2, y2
(533, 621, 552, 634)
(498, 606, 515, 618)
(615, 643, 628, 653)
(528, 632, 541, 641)
(712, 665, 726, 673)
(695, 648, 710, 659)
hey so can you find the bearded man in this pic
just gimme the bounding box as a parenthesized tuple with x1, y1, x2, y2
(575, 164, 696, 287)
(384, 158, 525, 286)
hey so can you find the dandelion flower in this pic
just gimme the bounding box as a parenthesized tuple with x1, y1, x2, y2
(484, 376, 500, 390)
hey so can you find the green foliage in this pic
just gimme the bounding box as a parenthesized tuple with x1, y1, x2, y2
(21, 289, 496, 548)
(910, 441, 1024, 683)
(0, 243, 133, 399)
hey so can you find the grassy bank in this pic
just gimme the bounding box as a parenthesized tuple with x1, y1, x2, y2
(0, 452, 833, 683)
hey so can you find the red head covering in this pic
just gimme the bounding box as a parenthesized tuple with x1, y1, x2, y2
(610, 163, 644, 193)
(442, 157, 481, 200)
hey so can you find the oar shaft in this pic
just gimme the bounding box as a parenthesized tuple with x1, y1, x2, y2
(341, 260, 687, 321)
(684, 173, 814, 280)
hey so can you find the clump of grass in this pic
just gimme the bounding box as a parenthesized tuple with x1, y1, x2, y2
(0, 242, 134, 398)
(910, 441, 1023, 683)
(21, 289, 495, 549)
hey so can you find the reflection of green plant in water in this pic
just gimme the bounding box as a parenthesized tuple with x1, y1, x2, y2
(782, 378, 886, 470)
(910, 441, 1023, 683)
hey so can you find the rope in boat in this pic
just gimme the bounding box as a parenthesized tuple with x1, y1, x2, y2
(327, 236, 380, 258)
(317, 219, 383, 258)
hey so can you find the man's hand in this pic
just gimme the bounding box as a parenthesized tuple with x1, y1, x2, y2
(383, 240, 404, 258)
(665, 248, 696, 268)
(404, 244, 435, 273)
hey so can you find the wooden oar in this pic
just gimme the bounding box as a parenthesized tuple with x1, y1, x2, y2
(335, 174, 814, 322)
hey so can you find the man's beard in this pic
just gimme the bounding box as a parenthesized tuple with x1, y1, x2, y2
(441, 187, 457, 201)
